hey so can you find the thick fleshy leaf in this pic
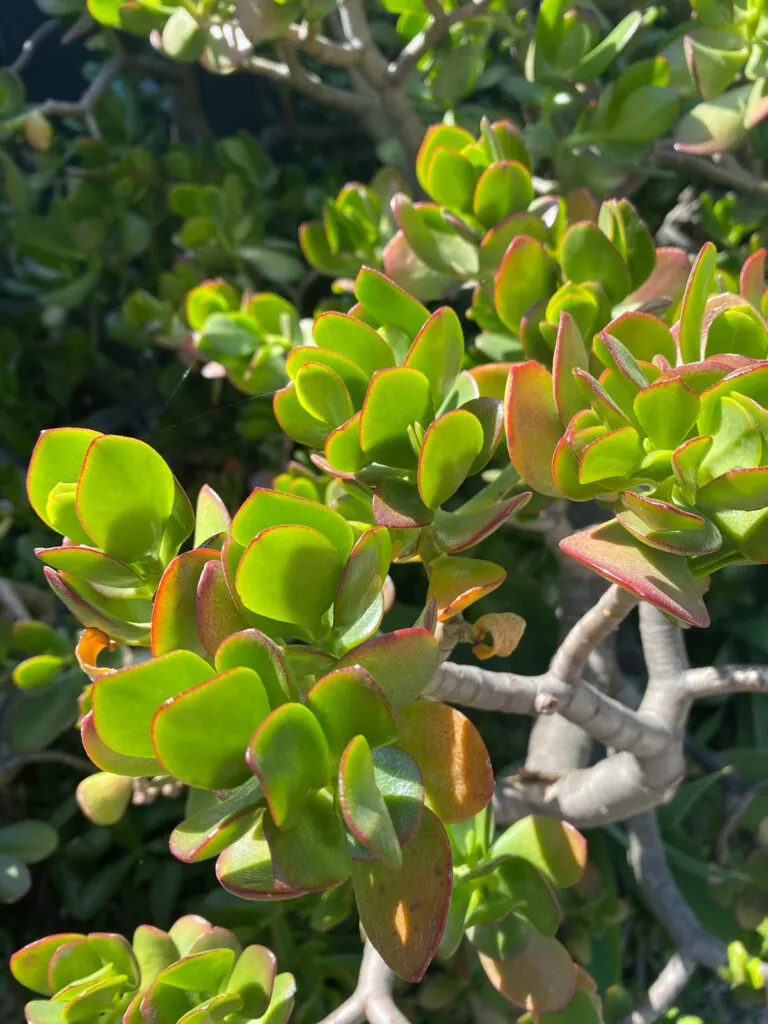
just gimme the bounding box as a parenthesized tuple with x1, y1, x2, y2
(392, 196, 479, 277)
(81, 711, 163, 778)
(404, 307, 464, 406)
(247, 703, 331, 827)
(295, 362, 354, 429)
(473, 161, 533, 227)
(215, 629, 295, 708)
(479, 932, 576, 1011)
(34, 547, 143, 588)
(231, 488, 353, 558)
(265, 791, 350, 892)
(170, 778, 264, 863)
(354, 268, 429, 337)
(673, 434, 713, 504)
(76, 772, 132, 826)
(335, 627, 438, 708)
(224, 945, 276, 1019)
(427, 554, 506, 620)
(340, 736, 402, 868)
(372, 479, 433, 529)
(260, 972, 296, 1024)
(307, 666, 398, 757)
(313, 312, 394, 378)
(491, 816, 587, 888)
(92, 650, 214, 758)
(11, 935, 86, 996)
(698, 362, 768, 435)
(505, 361, 561, 496)
(560, 520, 709, 626)
(370, 746, 424, 848)
(493, 858, 561, 936)
(678, 242, 717, 363)
(674, 84, 751, 154)
(418, 410, 484, 510)
(467, 363, 513, 400)
(194, 485, 231, 548)
(273, 383, 329, 448)
(396, 702, 493, 824)
(562, 226, 629, 306)
(76, 435, 175, 563)
(552, 312, 589, 426)
(424, 146, 477, 212)
(578, 426, 644, 485)
(152, 667, 270, 790)
(359, 367, 433, 468)
(604, 311, 677, 364)
(151, 549, 220, 659)
(494, 236, 551, 335)
(697, 467, 768, 511)
(195, 560, 250, 658)
(236, 526, 342, 634)
(416, 123, 475, 192)
(216, 818, 303, 901)
(740, 248, 766, 307)
(616, 504, 721, 556)
(633, 377, 700, 449)
(42, 568, 151, 645)
(27, 428, 102, 530)
(479, 213, 547, 271)
(333, 528, 391, 631)
(351, 807, 451, 982)
(325, 413, 369, 474)
(431, 493, 531, 554)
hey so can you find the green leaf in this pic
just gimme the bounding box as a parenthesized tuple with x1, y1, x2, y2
(472, 161, 533, 229)
(560, 519, 709, 626)
(312, 313, 394, 378)
(393, 197, 480, 277)
(0, 821, 57, 865)
(675, 83, 751, 154)
(359, 367, 433, 468)
(247, 703, 331, 827)
(494, 858, 562, 936)
(404, 307, 464, 407)
(170, 778, 264, 863)
(634, 378, 700, 449)
(417, 410, 483, 510)
(697, 468, 768, 511)
(92, 650, 214, 758)
(12, 655, 67, 691)
(325, 413, 369, 474)
(573, 11, 642, 80)
(152, 667, 270, 790)
(11, 935, 86, 996)
(479, 212, 548, 271)
(673, 435, 713, 503)
(225, 946, 276, 1018)
(560, 222, 631, 304)
(578, 426, 644, 485)
(87, 0, 123, 25)
(216, 817, 296, 900)
(340, 736, 402, 868)
(479, 931, 576, 1012)
(705, 303, 768, 360)
(156, 947, 235, 993)
(604, 85, 680, 144)
(236, 525, 343, 634)
(467, 911, 531, 960)
(336, 627, 438, 708)
(295, 362, 354, 429)
(34, 547, 144, 589)
(351, 807, 451, 982)
(494, 236, 552, 334)
(260, 972, 295, 1024)
(76, 435, 175, 564)
(231, 488, 353, 558)
(535, 988, 604, 1023)
(194, 485, 231, 548)
(81, 711, 163, 778)
(162, 7, 204, 61)
(354, 268, 429, 338)
(307, 666, 398, 758)
(686, 28, 748, 101)
(699, 395, 761, 481)
(505, 361, 562, 496)
(43, 569, 151, 645)
(298, 221, 361, 277)
(152, 549, 220, 660)
(678, 242, 717, 363)
(333, 527, 390, 630)
(214, 629, 296, 708)
(417, 123, 475, 193)
(27, 428, 101, 531)
(75, 773, 133, 827)
(431, 493, 530, 554)
(552, 312, 589, 426)
(287, 346, 368, 407)
(424, 147, 477, 213)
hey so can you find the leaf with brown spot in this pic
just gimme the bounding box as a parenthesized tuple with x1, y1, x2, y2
(351, 807, 451, 981)
(395, 702, 493, 824)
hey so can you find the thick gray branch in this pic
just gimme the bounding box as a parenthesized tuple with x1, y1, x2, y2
(550, 583, 637, 685)
(319, 942, 410, 1024)
(249, 46, 370, 114)
(681, 664, 768, 698)
(427, 662, 670, 758)
(620, 952, 697, 1024)
(285, 22, 362, 66)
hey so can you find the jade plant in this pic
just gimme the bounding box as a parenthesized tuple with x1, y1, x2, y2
(506, 241, 768, 626)
(10, 914, 295, 1024)
(0, 820, 58, 905)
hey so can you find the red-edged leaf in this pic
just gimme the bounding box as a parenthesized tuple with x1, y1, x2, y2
(81, 711, 163, 778)
(552, 312, 589, 426)
(196, 560, 249, 657)
(151, 548, 220, 659)
(479, 932, 576, 1011)
(505, 361, 562, 496)
(351, 807, 452, 982)
(560, 519, 709, 626)
(427, 555, 506, 620)
(335, 627, 438, 708)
